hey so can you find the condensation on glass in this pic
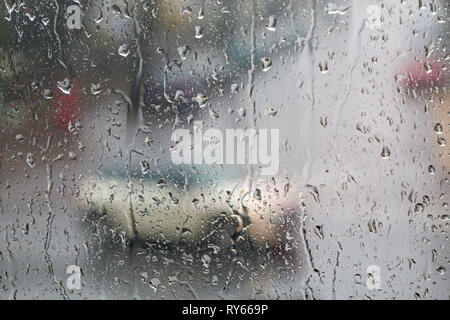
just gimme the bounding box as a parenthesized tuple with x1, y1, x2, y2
(0, 0, 448, 299)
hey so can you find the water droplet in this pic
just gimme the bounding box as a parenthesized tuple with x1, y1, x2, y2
(181, 228, 192, 238)
(156, 179, 167, 188)
(381, 146, 390, 159)
(140, 160, 150, 174)
(437, 137, 446, 146)
(424, 61, 433, 74)
(220, 7, 231, 14)
(192, 93, 209, 108)
(314, 225, 324, 239)
(68, 151, 77, 160)
(195, 25, 203, 38)
(140, 272, 148, 283)
(261, 57, 272, 72)
(22, 223, 30, 235)
(201, 254, 211, 274)
(25, 11, 36, 21)
(174, 90, 186, 102)
(145, 136, 153, 145)
(430, 1, 437, 15)
(237, 108, 246, 117)
(434, 123, 443, 134)
(419, 0, 427, 10)
(253, 188, 262, 201)
(26, 153, 35, 168)
(68, 121, 75, 132)
(15, 134, 25, 143)
(428, 165, 435, 174)
(325, 3, 351, 15)
(319, 61, 329, 74)
(198, 6, 204, 19)
(118, 44, 130, 57)
(168, 192, 179, 205)
(90, 83, 102, 95)
(436, 266, 446, 275)
(178, 45, 190, 60)
(209, 109, 219, 120)
(56, 78, 72, 94)
(265, 107, 277, 117)
(43, 89, 53, 99)
(180, 6, 192, 15)
(265, 16, 276, 31)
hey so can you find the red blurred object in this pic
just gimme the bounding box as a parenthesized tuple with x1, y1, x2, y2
(53, 77, 84, 131)
(402, 58, 447, 90)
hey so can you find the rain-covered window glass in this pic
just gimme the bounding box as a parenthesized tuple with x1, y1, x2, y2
(0, 0, 448, 300)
